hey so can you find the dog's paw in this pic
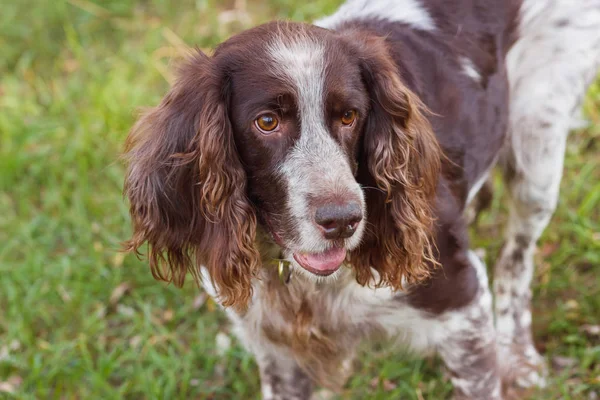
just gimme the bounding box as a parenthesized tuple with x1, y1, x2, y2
(501, 344, 548, 399)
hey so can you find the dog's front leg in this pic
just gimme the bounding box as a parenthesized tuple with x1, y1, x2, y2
(225, 321, 314, 399)
(224, 309, 314, 400)
(201, 271, 314, 400)
(434, 251, 502, 400)
(226, 315, 314, 399)
(254, 347, 314, 400)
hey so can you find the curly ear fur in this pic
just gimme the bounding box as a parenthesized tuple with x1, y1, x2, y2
(123, 51, 260, 311)
(347, 33, 442, 289)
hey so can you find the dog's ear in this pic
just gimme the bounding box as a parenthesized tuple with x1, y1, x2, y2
(344, 33, 442, 289)
(123, 50, 260, 311)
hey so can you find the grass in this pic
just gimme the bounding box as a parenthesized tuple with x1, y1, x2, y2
(0, 0, 598, 398)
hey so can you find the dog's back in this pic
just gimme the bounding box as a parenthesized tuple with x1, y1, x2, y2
(318, 0, 518, 197)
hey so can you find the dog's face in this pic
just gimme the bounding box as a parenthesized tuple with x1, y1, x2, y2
(124, 22, 441, 310)
(226, 24, 369, 278)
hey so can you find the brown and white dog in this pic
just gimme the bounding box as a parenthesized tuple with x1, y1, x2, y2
(123, 0, 600, 398)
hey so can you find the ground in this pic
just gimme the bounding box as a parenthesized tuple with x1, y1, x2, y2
(1, 1, 599, 399)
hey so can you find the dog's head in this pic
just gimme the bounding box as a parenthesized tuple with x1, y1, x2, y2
(124, 22, 441, 310)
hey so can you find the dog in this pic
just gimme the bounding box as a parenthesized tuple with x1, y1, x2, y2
(123, 0, 600, 398)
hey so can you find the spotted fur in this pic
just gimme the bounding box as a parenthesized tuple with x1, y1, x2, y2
(494, 0, 600, 389)
(123, 0, 600, 398)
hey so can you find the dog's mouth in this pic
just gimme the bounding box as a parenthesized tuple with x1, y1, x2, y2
(292, 247, 346, 276)
(261, 214, 348, 276)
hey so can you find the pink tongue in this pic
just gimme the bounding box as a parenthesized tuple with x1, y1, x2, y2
(295, 247, 347, 273)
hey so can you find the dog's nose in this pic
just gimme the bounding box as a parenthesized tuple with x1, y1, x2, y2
(314, 202, 362, 240)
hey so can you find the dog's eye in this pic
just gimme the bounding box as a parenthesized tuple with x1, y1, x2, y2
(341, 110, 357, 126)
(255, 113, 279, 133)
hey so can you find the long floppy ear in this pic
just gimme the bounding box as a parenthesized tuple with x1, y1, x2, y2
(123, 51, 260, 311)
(346, 33, 442, 289)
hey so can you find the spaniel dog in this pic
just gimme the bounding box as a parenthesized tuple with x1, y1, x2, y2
(123, 0, 600, 398)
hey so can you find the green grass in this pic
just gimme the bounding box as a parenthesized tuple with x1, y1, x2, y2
(1, 1, 599, 398)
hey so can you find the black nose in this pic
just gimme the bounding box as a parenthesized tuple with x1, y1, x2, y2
(314, 202, 362, 240)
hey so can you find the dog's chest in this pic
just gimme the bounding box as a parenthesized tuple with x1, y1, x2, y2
(249, 271, 429, 348)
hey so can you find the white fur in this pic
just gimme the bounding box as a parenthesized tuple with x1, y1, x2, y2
(492, 0, 600, 388)
(266, 29, 366, 271)
(506, 0, 600, 180)
(431, 252, 500, 399)
(466, 169, 490, 206)
(261, 383, 274, 399)
(315, 0, 436, 31)
(459, 56, 482, 84)
(221, 252, 500, 399)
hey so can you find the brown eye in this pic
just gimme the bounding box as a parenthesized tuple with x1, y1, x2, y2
(341, 110, 357, 126)
(255, 113, 279, 133)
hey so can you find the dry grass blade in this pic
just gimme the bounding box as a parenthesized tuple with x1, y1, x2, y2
(109, 282, 132, 307)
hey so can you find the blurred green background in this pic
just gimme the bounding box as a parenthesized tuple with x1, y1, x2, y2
(1, 0, 599, 398)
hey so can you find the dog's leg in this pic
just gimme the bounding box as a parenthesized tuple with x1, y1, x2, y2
(227, 318, 314, 400)
(201, 270, 313, 400)
(255, 350, 314, 400)
(493, 137, 564, 388)
(434, 251, 502, 400)
(497, 1, 600, 388)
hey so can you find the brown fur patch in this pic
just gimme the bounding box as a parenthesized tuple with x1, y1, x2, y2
(341, 31, 442, 290)
(259, 270, 359, 391)
(123, 51, 261, 311)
